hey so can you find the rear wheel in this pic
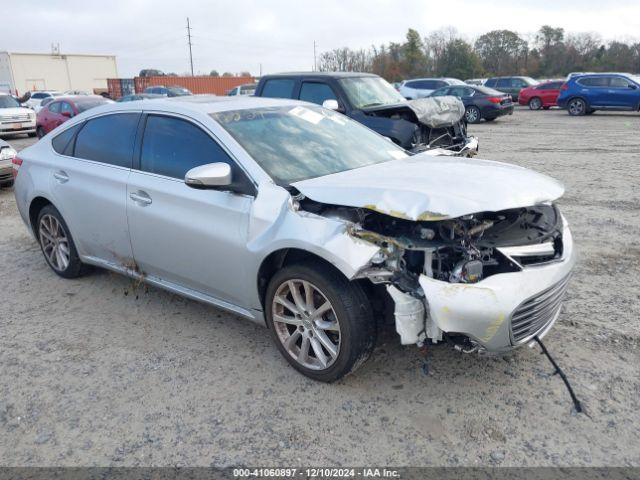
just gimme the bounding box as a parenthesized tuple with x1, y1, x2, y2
(36, 205, 86, 278)
(528, 97, 542, 110)
(568, 98, 587, 116)
(464, 106, 481, 124)
(265, 262, 376, 382)
(27, 132, 37, 138)
(36, 126, 45, 139)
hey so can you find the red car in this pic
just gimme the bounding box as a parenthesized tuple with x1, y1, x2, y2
(36, 96, 112, 138)
(518, 80, 564, 110)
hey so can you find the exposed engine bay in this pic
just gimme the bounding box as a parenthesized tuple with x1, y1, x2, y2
(300, 198, 563, 287)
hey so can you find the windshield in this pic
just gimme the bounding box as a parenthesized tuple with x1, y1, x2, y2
(212, 105, 408, 184)
(339, 77, 406, 109)
(0, 96, 20, 108)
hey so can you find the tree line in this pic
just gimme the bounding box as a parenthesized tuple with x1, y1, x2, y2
(318, 26, 640, 81)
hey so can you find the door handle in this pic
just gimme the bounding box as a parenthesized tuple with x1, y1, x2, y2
(53, 170, 69, 183)
(129, 191, 152, 206)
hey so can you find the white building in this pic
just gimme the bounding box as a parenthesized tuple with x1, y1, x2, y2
(0, 51, 118, 95)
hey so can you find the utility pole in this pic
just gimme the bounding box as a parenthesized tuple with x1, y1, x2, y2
(313, 40, 317, 71)
(186, 17, 194, 76)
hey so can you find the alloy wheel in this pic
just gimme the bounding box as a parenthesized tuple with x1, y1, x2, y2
(529, 97, 542, 110)
(271, 279, 341, 370)
(39, 214, 70, 272)
(568, 99, 585, 115)
(465, 107, 480, 123)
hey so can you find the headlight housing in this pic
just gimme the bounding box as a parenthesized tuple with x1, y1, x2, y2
(0, 147, 17, 161)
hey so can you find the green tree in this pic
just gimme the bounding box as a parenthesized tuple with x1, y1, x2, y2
(209, 70, 219, 77)
(403, 28, 427, 77)
(474, 30, 528, 75)
(437, 39, 483, 79)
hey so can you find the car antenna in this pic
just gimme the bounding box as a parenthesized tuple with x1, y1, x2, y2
(534, 336, 583, 414)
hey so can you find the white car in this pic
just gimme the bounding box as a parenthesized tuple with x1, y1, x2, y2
(227, 84, 257, 96)
(0, 138, 18, 186)
(0, 94, 36, 137)
(399, 78, 465, 99)
(24, 91, 63, 111)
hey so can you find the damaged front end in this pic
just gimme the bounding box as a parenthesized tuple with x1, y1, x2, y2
(296, 196, 576, 354)
(359, 96, 478, 157)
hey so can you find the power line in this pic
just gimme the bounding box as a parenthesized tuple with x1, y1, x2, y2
(187, 17, 194, 76)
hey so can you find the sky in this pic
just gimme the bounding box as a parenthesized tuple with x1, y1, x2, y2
(2, 0, 639, 77)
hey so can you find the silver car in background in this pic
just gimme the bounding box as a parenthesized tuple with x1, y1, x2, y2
(13, 96, 575, 381)
(399, 78, 465, 99)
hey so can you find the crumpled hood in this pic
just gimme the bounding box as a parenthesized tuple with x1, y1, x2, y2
(292, 155, 564, 221)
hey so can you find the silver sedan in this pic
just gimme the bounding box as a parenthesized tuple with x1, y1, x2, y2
(13, 96, 575, 381)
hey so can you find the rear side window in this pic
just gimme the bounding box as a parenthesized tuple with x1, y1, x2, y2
(261, 79, 295, 98)
(52, 124, 82, 156)
(577, 77, 608, 87)
(74, 113, 140, 167)
(484, 79, 497, 87)
(496, 78, 511, 88)
(299, 82, 337, 105)
(32, 93, 45, 99)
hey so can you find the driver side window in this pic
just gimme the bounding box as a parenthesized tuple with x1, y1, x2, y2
(140, 115, 254, 194)
(299, 82, 338, 105)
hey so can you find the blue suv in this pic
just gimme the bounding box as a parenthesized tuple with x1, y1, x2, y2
(557, 73, 640, 115)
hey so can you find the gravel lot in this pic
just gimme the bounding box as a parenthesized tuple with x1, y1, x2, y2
(1, 107, 639, 467)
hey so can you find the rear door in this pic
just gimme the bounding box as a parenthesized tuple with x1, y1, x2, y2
(576, 76, 609, 107)
(49, 113, 140, 266)
(126, 113, 254, 306)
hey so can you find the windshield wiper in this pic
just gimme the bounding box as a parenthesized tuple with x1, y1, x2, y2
(361, 102, 384, 108)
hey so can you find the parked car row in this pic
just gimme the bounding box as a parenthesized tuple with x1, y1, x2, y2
(35, 95, 113, 138)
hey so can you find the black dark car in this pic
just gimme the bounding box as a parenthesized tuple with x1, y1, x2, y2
(254, 72, 478, 155)
(484, 76, 538, 101)
(430, 85, 514, 123)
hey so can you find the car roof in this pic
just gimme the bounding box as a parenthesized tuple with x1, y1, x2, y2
(572, 72, 634, 78)
(261, 71, 378, 79)
(71, 95, 307, 117)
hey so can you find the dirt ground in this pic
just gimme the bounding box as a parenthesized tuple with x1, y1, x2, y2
(1, 107, 639, 467)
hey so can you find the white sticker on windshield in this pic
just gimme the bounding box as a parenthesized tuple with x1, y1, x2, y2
(289, 106, 324, 125)
(388, 150, 408, 159)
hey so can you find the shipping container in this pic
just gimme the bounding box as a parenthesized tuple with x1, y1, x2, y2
(134, 76, 255, 95)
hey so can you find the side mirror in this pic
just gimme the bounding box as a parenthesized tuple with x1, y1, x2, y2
(628, 84, 638, 90)
(185, 162, 232, 189)
(61, 111, 73, 118)
(322, 99, 340, 111)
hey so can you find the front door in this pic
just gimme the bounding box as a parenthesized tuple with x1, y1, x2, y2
(126, 114, 254, 306)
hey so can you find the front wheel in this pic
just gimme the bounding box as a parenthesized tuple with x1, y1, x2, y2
(528, 97, 542, 110)
(36, 126, 46, 139)
(568, 98, 587, 116)
(465, 106, 481, 124)
(265, 262, 376, 382)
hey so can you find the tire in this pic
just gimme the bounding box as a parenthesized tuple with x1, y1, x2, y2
(36, 205, 86, 278)
(265, 261, 376, 382)
(464, 106, 481, 124)
(528, 97, 542, 110)
(27, 132, 37, 138)
(36, 126, 45, 139)
(567, 98, 587, 116)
